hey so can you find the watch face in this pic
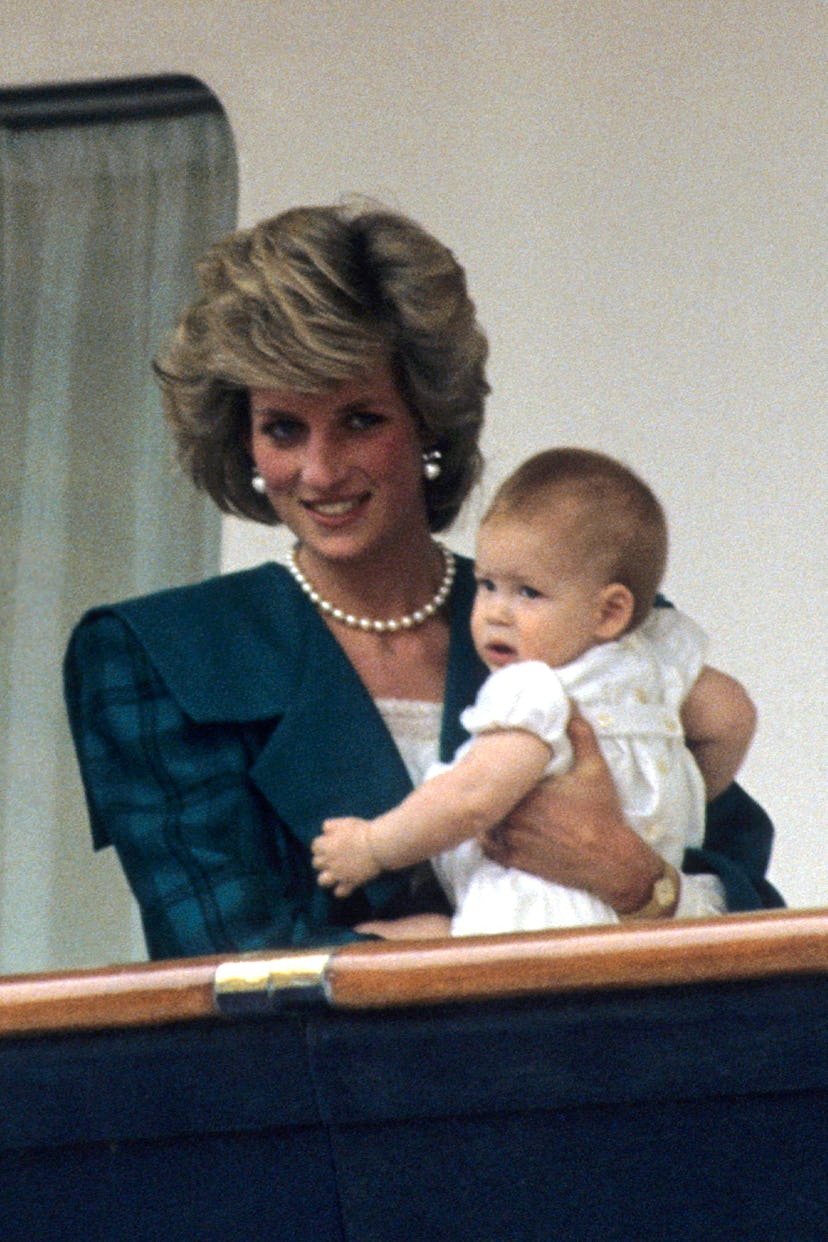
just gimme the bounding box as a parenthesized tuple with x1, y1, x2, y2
(654, 873, 678, 908)
(620, 865, 679, 920)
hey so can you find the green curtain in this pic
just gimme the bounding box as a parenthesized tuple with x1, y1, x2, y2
(0, 106, 237, 972)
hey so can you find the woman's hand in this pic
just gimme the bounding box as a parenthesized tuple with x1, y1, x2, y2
(355, 913, 453, 939)
(482, 711, 665, 915)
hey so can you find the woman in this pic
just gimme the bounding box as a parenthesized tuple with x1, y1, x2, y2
(64, 202, 781, 959)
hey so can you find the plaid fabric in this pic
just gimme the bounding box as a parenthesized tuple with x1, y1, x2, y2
(65, 611, 377, 957)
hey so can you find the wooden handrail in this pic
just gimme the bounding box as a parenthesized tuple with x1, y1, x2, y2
(1, 907, 826, 1037)
(0, 956, 220, 1036)
(324, 906, 828, 1008)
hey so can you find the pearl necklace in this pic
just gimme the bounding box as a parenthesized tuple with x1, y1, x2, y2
(286, 542, 456, 633)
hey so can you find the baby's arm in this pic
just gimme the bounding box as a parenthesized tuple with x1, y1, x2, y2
(681, 665, 757, 800)
(312, 728, 552, 897)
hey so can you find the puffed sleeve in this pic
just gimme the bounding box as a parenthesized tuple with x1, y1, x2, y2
(64, 612, 369, 957)
(639, 606, 708, 702)
(459, 662, 574, 775)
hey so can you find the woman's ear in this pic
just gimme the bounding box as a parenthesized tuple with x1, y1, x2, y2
(594, 583, 635, 641)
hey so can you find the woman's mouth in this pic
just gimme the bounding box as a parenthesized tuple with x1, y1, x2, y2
(300, 493, 370, 522)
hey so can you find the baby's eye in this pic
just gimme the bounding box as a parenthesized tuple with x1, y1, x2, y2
(519, 584, 542, 599)
(475, 576, 495, 592)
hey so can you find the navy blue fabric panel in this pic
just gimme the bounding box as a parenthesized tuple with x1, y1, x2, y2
(0, 1015, 317, 1150)
(330, 1091, 827, 1242)
(3, 1128, 344, 1242)
(304, 975, 828, 1123)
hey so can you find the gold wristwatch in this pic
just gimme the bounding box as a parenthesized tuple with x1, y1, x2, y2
(620, 861, 680, 920)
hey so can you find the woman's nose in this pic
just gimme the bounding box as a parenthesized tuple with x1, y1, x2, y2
(300, 433, 345, 489)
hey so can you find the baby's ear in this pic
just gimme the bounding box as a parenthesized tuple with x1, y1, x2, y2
(594, 583, 635, 641)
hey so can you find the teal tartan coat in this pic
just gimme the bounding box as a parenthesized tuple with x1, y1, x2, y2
(64, 555, 782, 960)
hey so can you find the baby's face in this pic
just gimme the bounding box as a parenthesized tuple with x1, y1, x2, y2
(470, 516, 608, 672)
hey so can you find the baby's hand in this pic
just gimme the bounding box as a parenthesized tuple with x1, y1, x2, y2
(311, 816, 381, 897)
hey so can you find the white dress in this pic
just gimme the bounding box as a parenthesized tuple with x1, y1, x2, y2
(431, 608, 708, 935)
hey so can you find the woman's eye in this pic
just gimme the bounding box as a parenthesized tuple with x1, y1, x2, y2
(345, 410, 385, 432)
(262, 418, 304, 444)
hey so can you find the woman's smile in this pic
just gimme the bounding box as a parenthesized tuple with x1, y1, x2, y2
(299, 491, 372, 523)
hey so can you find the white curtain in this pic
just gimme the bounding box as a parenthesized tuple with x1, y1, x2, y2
(0, 108, 237, 973)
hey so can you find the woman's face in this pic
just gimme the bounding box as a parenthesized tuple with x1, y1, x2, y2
(248, 360, 429, 565)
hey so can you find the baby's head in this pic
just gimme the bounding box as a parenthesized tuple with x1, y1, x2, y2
(472, 448, 668, 672)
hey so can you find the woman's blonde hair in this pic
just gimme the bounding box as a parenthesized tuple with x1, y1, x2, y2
(155, 202, 489, 531)
(485, 447, 668, 630)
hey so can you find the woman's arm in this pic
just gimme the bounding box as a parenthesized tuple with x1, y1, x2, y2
(681, 665, 757, 800)
(354, 912, 454, 939)
(313, 729, 552, 898)
(64, 612, 373, 957)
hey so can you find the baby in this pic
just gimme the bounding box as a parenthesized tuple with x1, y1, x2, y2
(312, 447, 755, 934)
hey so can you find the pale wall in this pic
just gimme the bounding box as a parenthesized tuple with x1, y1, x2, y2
(4, 1, 825, 910)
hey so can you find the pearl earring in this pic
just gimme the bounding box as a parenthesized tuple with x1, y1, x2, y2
(422, 449, 443, 481)
(251, 471, 267, 495)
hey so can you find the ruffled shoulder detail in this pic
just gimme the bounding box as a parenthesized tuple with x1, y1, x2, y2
(460, 661, 570, 751)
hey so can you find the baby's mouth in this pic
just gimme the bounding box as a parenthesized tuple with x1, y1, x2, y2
(484, 642, 519, 665)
